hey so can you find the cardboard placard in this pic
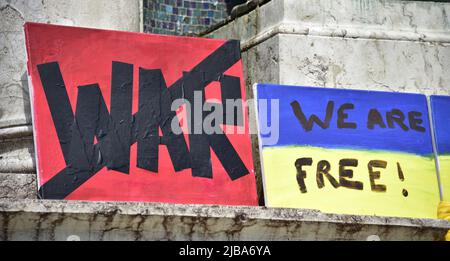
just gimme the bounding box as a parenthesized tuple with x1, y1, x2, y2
(255, 84, 439, 218)
(25, 22, 257, 205)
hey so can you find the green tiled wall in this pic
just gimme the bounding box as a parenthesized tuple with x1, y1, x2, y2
(143, 0, 228, 35)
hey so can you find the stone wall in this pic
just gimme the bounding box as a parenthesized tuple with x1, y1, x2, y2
(206, 0, 450, 95)
(2, 199, 450, 240)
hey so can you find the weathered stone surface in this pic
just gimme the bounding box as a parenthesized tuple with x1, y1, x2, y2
(206, 0, 450, 48)
(277, 34, 450, 95)
(0, 174, 36, 199)
(206, 0, 450, 96)
(0, 0, 141, 129)
(0, 199, 449, 241)
(0, 135, 34, 173)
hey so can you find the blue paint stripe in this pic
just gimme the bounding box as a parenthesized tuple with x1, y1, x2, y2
(431, 95, 450, 155)
(255, 84, 433, 155)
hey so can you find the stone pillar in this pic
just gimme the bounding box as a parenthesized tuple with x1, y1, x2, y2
(206, 0, 450, 94)
(0, 0, 142, 199)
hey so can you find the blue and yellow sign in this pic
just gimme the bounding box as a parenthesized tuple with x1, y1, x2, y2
(255, 84, 440, 218)
(431, 95, 450, 202)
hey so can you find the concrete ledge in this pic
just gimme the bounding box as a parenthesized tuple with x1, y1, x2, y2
(0, 199, 449, 240)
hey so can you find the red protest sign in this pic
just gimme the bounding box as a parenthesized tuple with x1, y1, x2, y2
(25, 22, 257, 205)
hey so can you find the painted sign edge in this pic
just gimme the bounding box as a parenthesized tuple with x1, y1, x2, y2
(253, 83, 270, 207)
(429, 95, 446, 201)
(24, 24, 42, 190)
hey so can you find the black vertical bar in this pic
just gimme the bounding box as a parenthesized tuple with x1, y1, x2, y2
(66, 85, 99, 170)
(37, 62, 74, 164)
(184, 72, 213, 178)
(159, 77, 191, 172)
(220, 74, 243, 126)
(110, 61, 133, 173)
(137, 68, 161, 172)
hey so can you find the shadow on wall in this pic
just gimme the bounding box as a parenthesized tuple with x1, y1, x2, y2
(225, 0, 247, 15)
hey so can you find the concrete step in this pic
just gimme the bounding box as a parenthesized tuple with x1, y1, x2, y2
(0, 199, 448, 240)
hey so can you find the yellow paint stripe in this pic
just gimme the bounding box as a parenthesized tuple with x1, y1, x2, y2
(262, 146, 440, 219)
